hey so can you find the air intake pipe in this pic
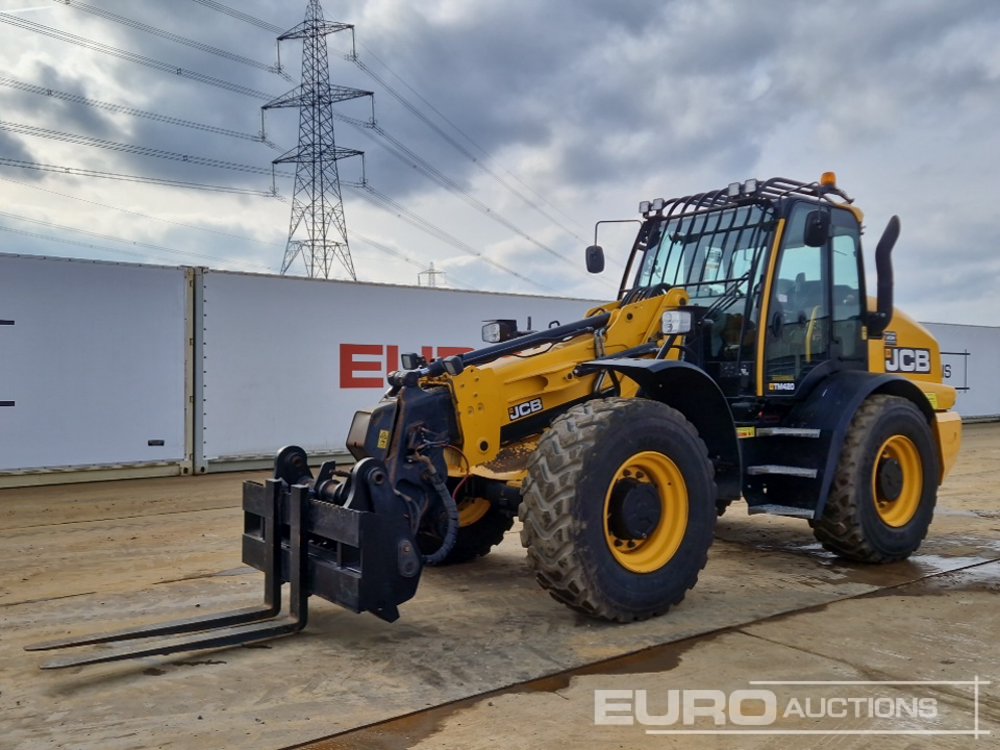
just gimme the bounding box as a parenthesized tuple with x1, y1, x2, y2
(868, 215, 900, 339)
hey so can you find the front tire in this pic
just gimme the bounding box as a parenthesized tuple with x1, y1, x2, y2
(811, 394, 938, 562)
(420, 498, 515, 566)
(519, 398, 717, 622)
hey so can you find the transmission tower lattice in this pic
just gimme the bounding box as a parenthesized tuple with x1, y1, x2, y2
(263, 1, 371, 279)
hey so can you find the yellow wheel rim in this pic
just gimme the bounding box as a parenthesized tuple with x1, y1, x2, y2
(603, 451, 688, 574)
(458, 498, 490, 527)
(872, 435, 922, 527)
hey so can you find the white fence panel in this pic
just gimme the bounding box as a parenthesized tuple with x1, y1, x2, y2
(0, 254, 189, 472)
(924, 322, 1000, 419)
(196, 270, 597, 467)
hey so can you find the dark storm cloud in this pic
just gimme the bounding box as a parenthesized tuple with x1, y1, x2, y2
(321, 1, 784, 196)
(0, 130, 41, 180)
(0, 64, 117, 146)
(27, 62, 119, 138)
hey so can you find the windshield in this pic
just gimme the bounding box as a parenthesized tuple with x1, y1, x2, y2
(634, 204, 774, 304)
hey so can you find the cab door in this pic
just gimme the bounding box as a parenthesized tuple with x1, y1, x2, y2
(761, 203, 865, 397)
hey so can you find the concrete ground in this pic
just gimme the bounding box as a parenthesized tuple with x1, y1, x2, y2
(1, 424, 997, 750)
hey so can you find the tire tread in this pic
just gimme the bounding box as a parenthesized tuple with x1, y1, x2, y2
(519, 398, 716, 621)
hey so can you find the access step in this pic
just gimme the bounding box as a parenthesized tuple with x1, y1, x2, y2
(745, 464, 818, 478)
(747, 504, 816, 519)
(755, 427, 821, 438)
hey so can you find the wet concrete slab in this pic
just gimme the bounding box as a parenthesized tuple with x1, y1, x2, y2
(1, 425, 997, 750)
(313, 561, 1000, 750)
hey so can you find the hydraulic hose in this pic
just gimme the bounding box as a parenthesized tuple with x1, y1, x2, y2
(416, 455, 459, 565)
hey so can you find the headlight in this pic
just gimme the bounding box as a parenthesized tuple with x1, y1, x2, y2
(400, 352, 427, 370)
(346, 410, 373, 460)
(661, 310, 692, 335)
(482, 319, 518, 343)
(482, 322, 502, 343)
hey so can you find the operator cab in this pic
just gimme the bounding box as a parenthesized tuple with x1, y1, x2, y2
(594, 175, 870, 410)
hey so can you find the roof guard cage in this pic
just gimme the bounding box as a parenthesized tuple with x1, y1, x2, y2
(641, 176, 853, 222)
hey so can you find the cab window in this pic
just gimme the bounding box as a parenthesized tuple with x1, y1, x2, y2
(765, 204, 831, 384)
(830, 211, 864, 361)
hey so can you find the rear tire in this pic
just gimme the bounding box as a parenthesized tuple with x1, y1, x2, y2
(811, 395, 938, 562)
(519, 398, 717, 622)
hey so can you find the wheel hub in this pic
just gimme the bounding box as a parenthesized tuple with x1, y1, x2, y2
(876, 457, 904, 502)
(607, 479, 662, 540)
(871, 434, 923, 528)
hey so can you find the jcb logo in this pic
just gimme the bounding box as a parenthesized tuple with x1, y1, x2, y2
(509, 398, 543, 421)
(885, 347, 931, 374)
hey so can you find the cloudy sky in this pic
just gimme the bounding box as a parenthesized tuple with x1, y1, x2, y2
(1, 0, 998, 324)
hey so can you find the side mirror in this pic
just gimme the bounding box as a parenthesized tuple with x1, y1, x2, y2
(803, 210, 831, 247)
(585, 245, 605, 273)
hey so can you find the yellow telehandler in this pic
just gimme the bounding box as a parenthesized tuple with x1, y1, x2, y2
(31, 173, 961, 667)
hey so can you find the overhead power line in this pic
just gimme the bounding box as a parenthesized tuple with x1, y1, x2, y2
(5, 2, 580, 290)
(345, 118, 609, 286)
(356, 44, 585, 235)
(354, 185, 550, 291)
(352, 50, 588, 244)
(351, 232, 476, 290)
(58, 0, 291, 81)
(0, 12, 274, 99)
(0, 119, 292, 177)
(184, 0, 583, 238)
(0, 155, 531, 289)
(0, 223, 181, 265)
(0, 75, 275, 145)
(188, 0, 284, 35)
(0, 156, 279, 196)
(0, 174, 280, 248)
(187, 0, 588, 252)
(0, 222, 268, 271)
(0, 208, 269, 267)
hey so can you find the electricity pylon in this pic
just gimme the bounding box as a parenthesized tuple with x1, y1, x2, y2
(264, 0, 371, 279)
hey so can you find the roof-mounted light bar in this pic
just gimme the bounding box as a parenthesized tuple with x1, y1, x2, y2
(728, 178, 760, 199)
(638, 196, 674, 215)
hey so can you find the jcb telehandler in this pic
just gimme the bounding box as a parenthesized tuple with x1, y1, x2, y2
(31, 173, 961, 668)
